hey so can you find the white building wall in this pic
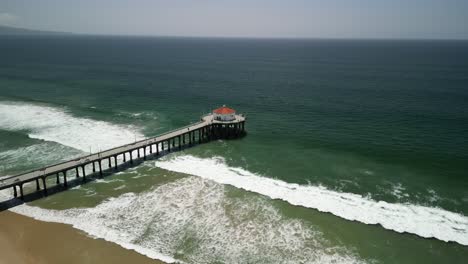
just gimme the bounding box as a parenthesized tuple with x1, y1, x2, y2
(214, 113, 236, 121)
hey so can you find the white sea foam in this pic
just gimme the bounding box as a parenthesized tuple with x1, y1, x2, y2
(8, 177, 364, 264)
(95, 178, 125, 184)
(0, 143, 81, 173)
(0, 101, 144, 153)
(390, 183, 409, 200)
(155, 155, 468, 246)
(0, 101, 155, 178)
(1, 100, 466, 262)
(113, 185, 126, 190)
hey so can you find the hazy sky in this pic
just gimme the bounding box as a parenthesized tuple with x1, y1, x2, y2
(1, 0, 468, 39)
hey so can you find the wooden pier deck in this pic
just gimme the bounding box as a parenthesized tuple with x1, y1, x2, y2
(0, 113, 245, 200)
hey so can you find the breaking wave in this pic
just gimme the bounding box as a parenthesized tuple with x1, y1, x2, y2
(1, 101, 467, 263)
(0, 101, 144, 153)
(8, 177, 365, 264)
(155, 155, 468, 246)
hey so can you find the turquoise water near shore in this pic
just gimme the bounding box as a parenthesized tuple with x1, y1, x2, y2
(0, 36, 467, 263)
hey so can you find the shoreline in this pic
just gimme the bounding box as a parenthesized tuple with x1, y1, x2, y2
(0, 211, 166, 264)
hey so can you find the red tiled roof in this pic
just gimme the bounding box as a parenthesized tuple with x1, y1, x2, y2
(213, 106, 236, 115)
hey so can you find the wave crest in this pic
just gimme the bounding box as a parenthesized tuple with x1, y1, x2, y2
(155, 155, 468, 246)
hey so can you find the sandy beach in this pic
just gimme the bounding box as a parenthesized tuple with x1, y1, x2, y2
(0, 211, 165, 264)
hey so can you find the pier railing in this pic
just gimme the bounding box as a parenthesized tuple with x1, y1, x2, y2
(0, 113, 245, 201)
(0, 120, 207, 185)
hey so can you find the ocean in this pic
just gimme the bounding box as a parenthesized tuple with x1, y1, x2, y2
(0, 35, 467, 263)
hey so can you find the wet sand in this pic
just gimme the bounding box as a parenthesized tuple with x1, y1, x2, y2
(0, 211, 165, 264)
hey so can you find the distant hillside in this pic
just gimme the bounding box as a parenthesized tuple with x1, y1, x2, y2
(0, 25, 70, 35)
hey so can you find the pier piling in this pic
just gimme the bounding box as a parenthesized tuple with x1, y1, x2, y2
(99, 161, 103, 177)
(81, 166, 86, 182)
(63, 171, 68, 187)
(0, 112, 245, 201)
(41, 177, 47, 196)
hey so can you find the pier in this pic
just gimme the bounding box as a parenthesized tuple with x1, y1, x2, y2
(0, 109, 245, 201)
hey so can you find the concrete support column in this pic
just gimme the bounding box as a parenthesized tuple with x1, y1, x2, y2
(130, 151, 134, 164)
(114, 156, 118, 169)
(156, 143, 160, 155)
(99, 160, 103, 177)
(168, 140, 171, 152)
(41, 177, 47, 196)
(150, 144, 153, 154)
(108, 157, 112, 168)
(92, 162, 96, 172)
(76, 167, 80, 178)
(13, 185, 17, 198)
(19, 184, 24, 200)
(56, 173, 60, 184)
(36, 178, 40, 191)
(143, 148, 147, 160)
(123, 152, 127, 162)
(63, 171, 68, 188)
(178, 136, 182, 150)
(81, 166, 86, 182)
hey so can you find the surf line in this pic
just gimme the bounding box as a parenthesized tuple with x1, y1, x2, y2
(0, 106, 246, 202)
